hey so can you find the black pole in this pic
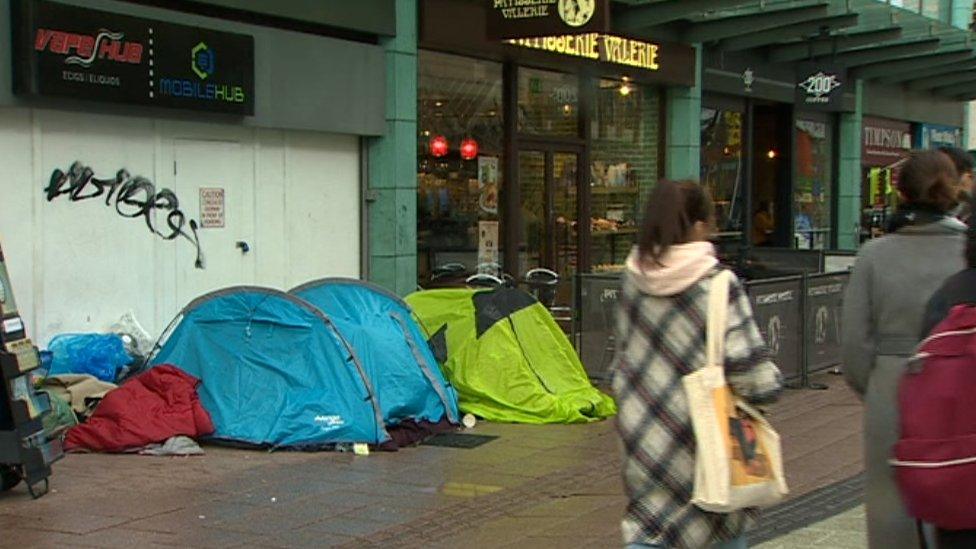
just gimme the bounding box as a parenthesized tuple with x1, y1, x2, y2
(741, 99, 755, 275)
(502, 62, 519, 277)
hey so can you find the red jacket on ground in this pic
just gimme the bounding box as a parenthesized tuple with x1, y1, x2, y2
(65, 364, 214, 452)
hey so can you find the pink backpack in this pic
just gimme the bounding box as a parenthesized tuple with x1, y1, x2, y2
(893, 305, 976, 530)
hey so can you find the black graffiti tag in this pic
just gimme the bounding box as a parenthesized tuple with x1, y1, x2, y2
(45, 161, 205, 268)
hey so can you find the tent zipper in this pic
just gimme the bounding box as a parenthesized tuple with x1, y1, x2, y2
(508, 317, 556, 395)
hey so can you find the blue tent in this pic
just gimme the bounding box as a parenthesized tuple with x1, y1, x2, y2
(150, 285, 456, 449)
(290, 278, 459, 431)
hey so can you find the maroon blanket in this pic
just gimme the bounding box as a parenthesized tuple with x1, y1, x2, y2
(65, 365, 214, 453)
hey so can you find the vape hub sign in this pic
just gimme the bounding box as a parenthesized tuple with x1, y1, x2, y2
(12, 0, 254, 115)
(33, 29, 145, 66)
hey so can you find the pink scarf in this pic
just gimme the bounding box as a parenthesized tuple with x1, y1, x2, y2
(625, 242, 718, 296)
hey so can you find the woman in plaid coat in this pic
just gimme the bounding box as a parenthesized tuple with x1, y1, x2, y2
(611, 180, 783, 549)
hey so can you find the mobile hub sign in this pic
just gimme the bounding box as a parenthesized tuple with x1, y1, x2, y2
(12, 0, 255, 115)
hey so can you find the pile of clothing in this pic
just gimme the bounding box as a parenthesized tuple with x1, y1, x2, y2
(38, 313, 215, 456)
(40, 374, 114, 434)
(38, 366, 214, 456)
(64, 365, 213, 454)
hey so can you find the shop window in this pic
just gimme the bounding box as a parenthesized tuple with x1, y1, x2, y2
(417, 51, 503, 286)
(861, 166, 900, 241)
(700, 107, 745, 234)
(794, 119, 833, 249)
(518, 68, 579, 137)
(589, 79, 660, 271)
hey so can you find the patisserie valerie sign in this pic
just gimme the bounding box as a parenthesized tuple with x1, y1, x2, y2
(487, 0, 609, 39)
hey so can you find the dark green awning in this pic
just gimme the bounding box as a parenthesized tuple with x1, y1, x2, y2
(611, 0, 974, 100)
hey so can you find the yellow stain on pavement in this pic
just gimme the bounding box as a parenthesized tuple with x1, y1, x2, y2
(441, 482, 503, 498)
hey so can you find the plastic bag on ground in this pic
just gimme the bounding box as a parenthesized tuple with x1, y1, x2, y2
(47, 334, 132, 383)
(108, 311, 153, 356)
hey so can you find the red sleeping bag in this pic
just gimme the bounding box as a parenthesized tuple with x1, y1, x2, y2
(65, 364, 214, 452)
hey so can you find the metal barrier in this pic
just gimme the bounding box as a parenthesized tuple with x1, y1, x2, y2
(745, 276, 805, 383)
(577, 273, 623, 380)
(573, 270, 852, 387)
(803, 272, 848, 375)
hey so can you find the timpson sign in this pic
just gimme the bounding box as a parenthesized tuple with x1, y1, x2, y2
(862, 117, 912, 166)
(487, 0, 609, 40)
(508, 33, 660, 71)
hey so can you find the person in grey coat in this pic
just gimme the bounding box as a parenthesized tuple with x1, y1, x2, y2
(843, 150, 967, 549)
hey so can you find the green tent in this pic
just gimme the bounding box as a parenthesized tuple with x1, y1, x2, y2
(406, 287, 616, 424)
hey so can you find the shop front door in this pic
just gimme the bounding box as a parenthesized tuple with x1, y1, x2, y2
(169, 139, 255, 309)
(751, 104, 793, 248)
(516, 148, 581, 280)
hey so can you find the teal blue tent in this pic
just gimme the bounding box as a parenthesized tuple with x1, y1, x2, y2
(150, 285, 458, 449)
(291, 278, 459, 430)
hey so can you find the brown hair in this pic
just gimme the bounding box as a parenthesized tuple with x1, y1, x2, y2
(638, 179, 713, 265)
(897, 150, 960, 213)
(938, 146, 974, 176)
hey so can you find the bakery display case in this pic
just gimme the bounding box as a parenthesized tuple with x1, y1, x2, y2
(587, 80, 659, 272)
(590, 161, 639, 269)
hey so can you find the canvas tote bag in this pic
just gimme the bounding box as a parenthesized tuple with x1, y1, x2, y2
(683, 270, 788, 512)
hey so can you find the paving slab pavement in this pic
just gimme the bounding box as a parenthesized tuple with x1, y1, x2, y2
(756, 506, 866, 549)
(0, 373, 863, 548)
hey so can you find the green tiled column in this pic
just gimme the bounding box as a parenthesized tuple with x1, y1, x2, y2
(952, 0, 972, 147)
(837, 80, 863, 251)
(367, 0, 418, 295)
(665, 44, 702, 181)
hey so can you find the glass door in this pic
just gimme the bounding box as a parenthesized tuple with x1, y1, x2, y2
(518, 150, 547, 276)
(552, 152, 578, 278)
(516, 148, 580, 278)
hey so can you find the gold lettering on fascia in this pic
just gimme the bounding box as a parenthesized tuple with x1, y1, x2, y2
(494, 0, 557, 19)
(601, 35, 659, 70)
(507, 33, 660, 71)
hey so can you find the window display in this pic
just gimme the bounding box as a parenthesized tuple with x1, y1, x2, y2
(518, 68, 579, 137)
(589, 79, 660, 271)
(700, 107, 744, 234)
(417, 51, 504, 286)
(418, 54, 664, 281)
(794, 118, 833, 249)
(862, 166, 901, 240)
